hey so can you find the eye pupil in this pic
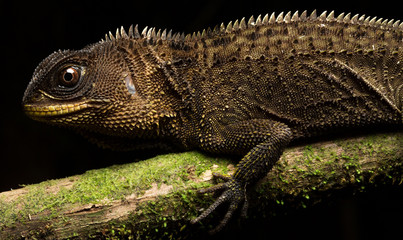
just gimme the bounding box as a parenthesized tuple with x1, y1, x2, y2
(63, 71, 74, 81)
(60, 66, 80, 87)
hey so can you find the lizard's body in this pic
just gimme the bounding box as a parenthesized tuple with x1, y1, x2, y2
(23, 10, 402, 233)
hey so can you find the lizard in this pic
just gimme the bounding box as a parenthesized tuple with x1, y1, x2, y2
(22, 10, 402, 233)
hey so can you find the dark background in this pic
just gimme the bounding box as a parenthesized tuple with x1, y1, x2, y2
(1, 1, 402, 239)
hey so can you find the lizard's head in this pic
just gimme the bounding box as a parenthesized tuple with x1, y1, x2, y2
(22, 41, 178, 137)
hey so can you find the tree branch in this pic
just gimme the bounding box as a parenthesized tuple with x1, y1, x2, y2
(0, 132, 402, 239)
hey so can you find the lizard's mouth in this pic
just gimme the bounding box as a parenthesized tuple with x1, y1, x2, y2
(24, 101, 90, 118)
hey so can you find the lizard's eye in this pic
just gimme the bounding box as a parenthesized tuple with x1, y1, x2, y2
(59, 66, 81, 87)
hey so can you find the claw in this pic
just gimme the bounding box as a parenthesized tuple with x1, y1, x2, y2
(209, 195, 242, 234)
(240, 196, 248, 218)
(190, 190, 230, 224)
(212, 172, 231, 181)
(197, 182, 225, 194)
(197, 172, 231, 194)
(191, 177, 246, 233)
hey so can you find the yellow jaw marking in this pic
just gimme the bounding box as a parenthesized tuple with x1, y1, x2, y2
(24, 102, 89, 117)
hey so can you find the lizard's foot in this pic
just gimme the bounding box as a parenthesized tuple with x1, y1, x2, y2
(190, 174, 247, 234)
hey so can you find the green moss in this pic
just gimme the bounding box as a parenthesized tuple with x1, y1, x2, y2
(92, 188, 218, 239)
(253, 132, 402, 218)
(0, 151, 231, 234)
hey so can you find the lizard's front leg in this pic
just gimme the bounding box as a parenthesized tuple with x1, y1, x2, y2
(190, 119, 293, 233)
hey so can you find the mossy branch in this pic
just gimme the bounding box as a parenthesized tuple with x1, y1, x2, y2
(0, 132, 402, 239)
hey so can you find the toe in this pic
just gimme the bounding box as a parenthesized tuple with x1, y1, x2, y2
(197, 182, 225, 194)
(212, 172, 231, 181)
(208, 198, 240, 234)
(191, 191, 230, 224)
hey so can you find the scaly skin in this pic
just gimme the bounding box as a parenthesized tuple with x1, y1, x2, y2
(22, 10, 402, 233)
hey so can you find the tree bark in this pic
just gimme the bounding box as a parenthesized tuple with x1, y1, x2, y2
(0, 132, 402, 239)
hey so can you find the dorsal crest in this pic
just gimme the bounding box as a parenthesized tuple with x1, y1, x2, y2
(102, 10, 403, 44)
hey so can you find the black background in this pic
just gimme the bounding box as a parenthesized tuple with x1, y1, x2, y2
(1, 1, 402, 239)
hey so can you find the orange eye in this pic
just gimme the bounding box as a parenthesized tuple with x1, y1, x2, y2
(59, 67, 80, 87)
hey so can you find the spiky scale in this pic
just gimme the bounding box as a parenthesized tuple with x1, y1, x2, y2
(115, 28, 121, 39)
(310, 9, 317, 20)
(364, 16, 371, 25)
(269, 12, 276, 23)
(262, 13, 269, 24)
(134, 24, 140, 38)
(393, 20, 401, 28)
(146, 27, 154, 39)
(375, 18, 383, 26)
(284, 11, 291, 23)
(185, 33, 191, 41)
(173, 32, 180, 41)
(276, 12, 284, 22)
(128, 24, 134, 37)
(239, 17, 246, 29)
(212, 25, 219, 34)
(225, 21, 233, 33)
(220, 22, 225, 33)
(233, 19, 239, 30)
(327, 11, 335, 21)
(108, 31, 115, 41)
(318, 10, 327, 21)
(351, 14, 359, 23)
(300, 10, 307, 20)
(255, 15, 262, 26)
(344, 13, 352, 23)
(141, 26, 148, 37)
(161, 29, 167, 40)
(167, 29, 172, 40)
(120, 26, 128, 38)
(369, 16, 377, 26)
(151, 28, 157, 39)
(201, 29, 206, 38)
(291, 11, 299, 22)
(337, 12, 345, 21)
(156, 29, 161, 39)
(387, 19, 394, 27)
(247, 15, 255, 26)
